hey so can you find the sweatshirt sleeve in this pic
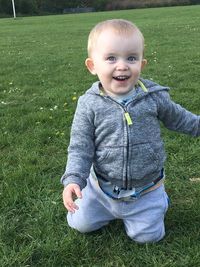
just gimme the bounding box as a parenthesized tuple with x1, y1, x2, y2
(152, 90, 200, 137)
(61, 96, 95, 190)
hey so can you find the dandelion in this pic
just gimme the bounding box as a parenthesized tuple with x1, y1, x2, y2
(50, 105, 58, 111)
(63, 102, 68, 107)
(72, 96, 77, 101)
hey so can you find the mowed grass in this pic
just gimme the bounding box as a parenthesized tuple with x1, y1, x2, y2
(0, 5, 200, 267)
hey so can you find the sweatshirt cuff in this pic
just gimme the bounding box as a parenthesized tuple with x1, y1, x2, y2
(61, 174, 87, 190)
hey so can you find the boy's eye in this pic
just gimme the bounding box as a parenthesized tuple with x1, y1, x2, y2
(107, 56, 116, 62)
(127, 56, 137, 62)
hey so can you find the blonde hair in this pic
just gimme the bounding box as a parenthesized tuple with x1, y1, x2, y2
(87, 19, 144, 57)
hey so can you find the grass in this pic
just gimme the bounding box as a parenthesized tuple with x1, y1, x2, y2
(0, 5, 200, 267)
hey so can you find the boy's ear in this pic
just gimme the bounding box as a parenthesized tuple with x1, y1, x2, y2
(141, 59, 147, 70)
(85, 58, 96, 75)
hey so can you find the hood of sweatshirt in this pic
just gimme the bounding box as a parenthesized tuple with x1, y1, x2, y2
(85, 77, 169, 101)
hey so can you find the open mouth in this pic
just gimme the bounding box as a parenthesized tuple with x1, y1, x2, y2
(113, 75, 130, 81)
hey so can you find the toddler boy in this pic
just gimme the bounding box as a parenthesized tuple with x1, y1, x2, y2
(61, 19, 200, 243)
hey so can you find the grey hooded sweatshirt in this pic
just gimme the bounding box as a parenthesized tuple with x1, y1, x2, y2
(61, 78, 200, 190)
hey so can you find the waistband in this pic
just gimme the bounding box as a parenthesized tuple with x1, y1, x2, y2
(91, 167, 165, 201)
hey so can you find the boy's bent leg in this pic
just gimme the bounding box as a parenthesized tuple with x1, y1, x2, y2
(123, 185, 169, 243)
(67, 175, 115, 233)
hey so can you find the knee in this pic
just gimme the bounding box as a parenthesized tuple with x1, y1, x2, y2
(67, 213, 96, 233)
(132, 233, 165, 244)
(127, 228, 165, 244)
(68, 222, 95, 233)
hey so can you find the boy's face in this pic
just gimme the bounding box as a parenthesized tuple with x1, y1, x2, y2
(85, 28, 147, 96)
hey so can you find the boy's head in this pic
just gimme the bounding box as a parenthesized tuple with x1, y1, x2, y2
(85, 19, 147, 96)
(87, 19, 145, 58)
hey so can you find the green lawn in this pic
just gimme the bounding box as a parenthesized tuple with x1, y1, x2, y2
(0, 5, 200, 267)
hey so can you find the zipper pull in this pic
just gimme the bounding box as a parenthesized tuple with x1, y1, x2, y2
(124, 112, 133, 125)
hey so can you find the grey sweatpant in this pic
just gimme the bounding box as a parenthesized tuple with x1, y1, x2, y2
(67, 175, 169, 243)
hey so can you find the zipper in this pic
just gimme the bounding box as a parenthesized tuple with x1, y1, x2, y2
(124, 110, 133, 125)
(103, 96, 133, 190)
(123, 105, 131, 189)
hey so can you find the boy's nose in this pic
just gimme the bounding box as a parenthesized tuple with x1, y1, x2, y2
(116, 60, 128, 71)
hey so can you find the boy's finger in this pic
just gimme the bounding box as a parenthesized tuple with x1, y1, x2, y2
(64, 200, 79, 212)
(74, 186, 82, 199)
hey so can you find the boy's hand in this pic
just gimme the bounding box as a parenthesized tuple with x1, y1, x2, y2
(62, 183, 82, 213)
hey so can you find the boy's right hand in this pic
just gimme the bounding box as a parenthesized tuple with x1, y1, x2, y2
(62, 183, 82, 213)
